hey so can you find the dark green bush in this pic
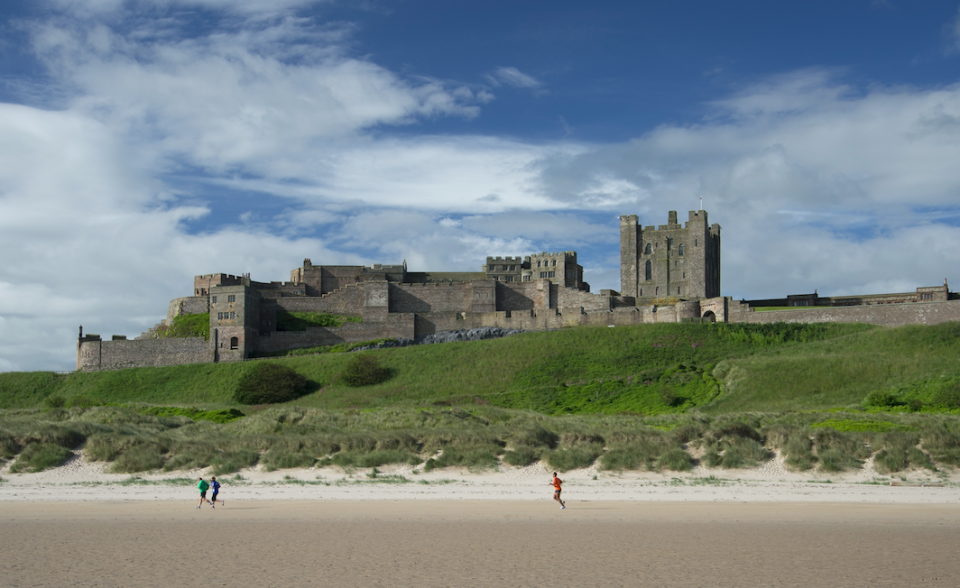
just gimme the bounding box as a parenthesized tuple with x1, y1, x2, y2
(932, 385, 960, 409)
(234, 362, 309, 404)
(44, 395, 66, 409)
(864, 391, 903, 409)
(340, 354, 391, 387)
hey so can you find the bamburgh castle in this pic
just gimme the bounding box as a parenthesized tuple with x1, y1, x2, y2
(77, 209, 958, 371)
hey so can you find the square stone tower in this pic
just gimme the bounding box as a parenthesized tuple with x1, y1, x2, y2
(620, 210, 720, 300)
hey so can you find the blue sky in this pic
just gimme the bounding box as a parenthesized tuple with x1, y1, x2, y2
(4, 0, 960, 371)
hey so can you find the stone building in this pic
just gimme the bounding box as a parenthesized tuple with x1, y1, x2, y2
(483, 252, 588, 291)
(77, 207, 960, 372)
(619, 210, 720, 301)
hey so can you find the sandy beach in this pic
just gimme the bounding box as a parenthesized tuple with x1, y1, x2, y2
(4, 455, 960, 587)
(3, 500, 959, 587)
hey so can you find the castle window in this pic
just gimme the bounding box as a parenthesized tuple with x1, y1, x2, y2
(227, 295, 236, 303)
(552, 260, 556, 266)
(679, 244, 684, 256)
(509, 265, 515, 271)
(505, 276, 513, 282)
(230, 337, 239, 350)
(683, 272, 685, 278)
(523, 275, 530, 282)
(644, 243, 651, 255)
(548, 271, 556, 278)
(537, 261, 541, 267)
(695, 239, 698, 247)
(675, 261, 678, 267)
(230, 311, 236, 319)
(212, 296, 217, 303)
(677, 287, 680, 295)
(645, 260, 651, 281)
(540, 272, 547, 278)
(639, 289, 642, 296)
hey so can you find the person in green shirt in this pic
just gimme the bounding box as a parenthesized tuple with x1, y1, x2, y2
(197, 478, 213, 509)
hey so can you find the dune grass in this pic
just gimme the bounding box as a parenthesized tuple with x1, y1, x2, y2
(4, 321, 960, 475)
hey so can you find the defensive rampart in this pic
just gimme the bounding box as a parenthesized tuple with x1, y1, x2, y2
(729, 299, 960, 327)
(77, 336, 210, 371)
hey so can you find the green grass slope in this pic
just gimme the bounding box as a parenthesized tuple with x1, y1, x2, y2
(8, 321, 956, 414)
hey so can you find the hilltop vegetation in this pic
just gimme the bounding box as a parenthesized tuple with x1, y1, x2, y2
(3, 321, 960, 476)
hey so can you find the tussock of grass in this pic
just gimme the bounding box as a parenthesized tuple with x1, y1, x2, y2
(10, 443, 74, 473)
(546, 444, 602, 472)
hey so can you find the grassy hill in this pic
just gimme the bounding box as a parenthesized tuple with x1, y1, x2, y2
(4, 321, 960, 477)
(4, 321, 960, 414)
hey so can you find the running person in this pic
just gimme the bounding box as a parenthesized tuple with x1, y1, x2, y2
(210, 476, 223, 506)
(197, 477, 213, 509)
(551, 472, 566, 509)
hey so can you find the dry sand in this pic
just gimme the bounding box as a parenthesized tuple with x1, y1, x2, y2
(4, 454, 960, 587)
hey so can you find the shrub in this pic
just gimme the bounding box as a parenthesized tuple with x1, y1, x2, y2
(234, 362, 309, 404)
(340, 354, 391, 387)
(44, 395, 66, 409)
(10, 442, 74, 473)
(932, 385, 960, 409)
(864, 391, 903, 409)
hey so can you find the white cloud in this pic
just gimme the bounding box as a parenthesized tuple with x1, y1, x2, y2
(489, 66, 542, 89)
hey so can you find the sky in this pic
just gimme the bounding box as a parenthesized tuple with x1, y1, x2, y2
(3, 1, 960, 372)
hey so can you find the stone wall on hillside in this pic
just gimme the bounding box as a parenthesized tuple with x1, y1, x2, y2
(728, 299, 960, 327)
(77, 336, 210, 371)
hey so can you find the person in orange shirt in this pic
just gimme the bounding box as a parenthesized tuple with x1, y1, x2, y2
(551, 472, 566, 509)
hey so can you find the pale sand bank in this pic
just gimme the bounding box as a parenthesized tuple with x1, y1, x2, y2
(2, 451, 959, 503)
(2, 501, 959, 587)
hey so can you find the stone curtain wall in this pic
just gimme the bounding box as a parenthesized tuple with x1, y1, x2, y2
(256, 315, 416, 353)
(276, 284, 365, 315)
(728, 299, 960, 327)
(389, 283, 473, 313)
(78, 337, 210, 371)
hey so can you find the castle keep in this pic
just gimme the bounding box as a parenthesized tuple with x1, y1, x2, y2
(77, 209, 960, 371)
(619, 210, 720, 301)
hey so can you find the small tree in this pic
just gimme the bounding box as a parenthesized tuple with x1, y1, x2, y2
(234, 362, 309, 404)
(340, 354, 390, 387)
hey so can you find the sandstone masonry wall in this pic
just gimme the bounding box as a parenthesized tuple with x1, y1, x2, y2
(728, 299, 960, 327)
(78, 337, 210, 371)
